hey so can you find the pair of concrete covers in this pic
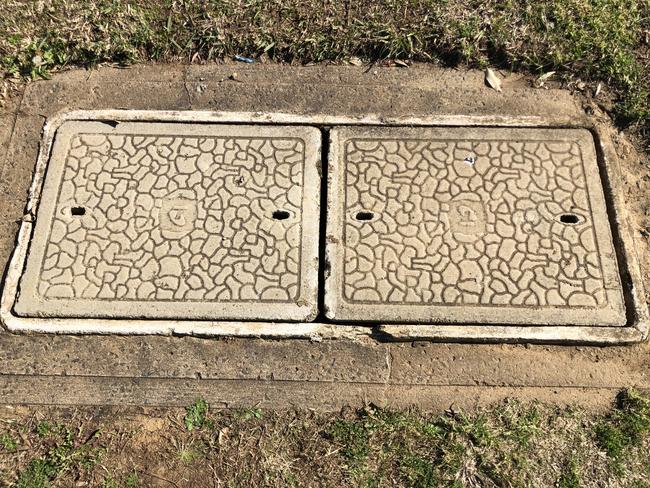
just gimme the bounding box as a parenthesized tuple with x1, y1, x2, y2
(2, 113, 648, 344)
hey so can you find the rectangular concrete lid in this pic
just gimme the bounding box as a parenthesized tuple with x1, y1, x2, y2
(325, 126, 626, 327)
(14, 121, 321, 322)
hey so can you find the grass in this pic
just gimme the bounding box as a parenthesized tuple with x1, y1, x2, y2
(1, 390, 650, 487)
(0, 0, 648, 128)
(594, 389, 650, 475)
(4, 420, 104, 488)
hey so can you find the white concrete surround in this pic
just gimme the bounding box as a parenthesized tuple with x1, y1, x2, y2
(1, 109, 648, 344)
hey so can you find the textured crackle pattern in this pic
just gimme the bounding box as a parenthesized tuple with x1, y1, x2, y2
(39, 133, 304, 302)
(343, 139, 608, 308)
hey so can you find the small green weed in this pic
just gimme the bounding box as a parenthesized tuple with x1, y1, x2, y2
(184, 398, 209, 431)
(16, 458, 58, 488)
(326, 419, 370, 465)
(0, 433, 17, 452)
(399, 454, 438, 487)
(173, 438, 203, 465)
(178, 447, 197, 464)
(558, 457, 582, 488)
(103, 476, 119, 488)
(35, 421, 54, 437)
(9, 39, 66, 80)
(239, 407, 263, 421)
(125, 471, 140, 486)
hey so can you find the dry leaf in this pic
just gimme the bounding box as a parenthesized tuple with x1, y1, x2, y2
(218, 427, 231, 445)
(536, 71, 556, 86)
(349, 56, 363, 66)
(394, 59, 409, 68)
(484, 68, 502, 92)
(595, 82, 602, 97)
(537, 71, 555, 81)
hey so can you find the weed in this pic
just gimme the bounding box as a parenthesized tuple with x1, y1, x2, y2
(103, 476, 119, 488)
(326, 419, 370, 464)
(184, 398, 209, 431)
(35, 421, 54, 437)
(174, 439, 203, 465)
(239, 407, 263, 421)
(0, 433, 17, 452)
(400, 454, 438, 487)
(14, 421, 103, 488)
(558, 457, 582, 488)
(16, 459, 57, 488)
(125, 471, 140, 486)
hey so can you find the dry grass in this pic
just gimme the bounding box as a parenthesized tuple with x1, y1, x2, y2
(0, 0, 648, 127)
(1, 391, 649, 487)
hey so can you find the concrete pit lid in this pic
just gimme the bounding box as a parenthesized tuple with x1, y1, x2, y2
(14, 121, 321, 321)
(325, 126, 626, 326)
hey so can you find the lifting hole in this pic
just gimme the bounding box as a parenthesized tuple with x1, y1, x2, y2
(71, 206, 86, 216)
(272, 210, 290, 220)
(559, 213, 580, 224)
(355, 211, 374, 221)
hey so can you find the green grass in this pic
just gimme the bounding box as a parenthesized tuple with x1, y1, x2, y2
(595, 389, 650, 475)
(125, 471, 139, 486)
(557, 457, 582, 488)
(0, 0, 648, 126)
(13, 422, 103, 488)
(2, 390, 650, 486)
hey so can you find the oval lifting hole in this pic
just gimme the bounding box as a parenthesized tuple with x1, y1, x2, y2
(559, 213, 580, 224)
(355, 211, 374, 221)
(272, 210, 290, 220)
(71, 206, 86, 216)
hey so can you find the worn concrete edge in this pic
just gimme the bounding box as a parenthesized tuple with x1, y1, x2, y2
(0, 374, 634, 411)
(1, 109, 646, 344)
(592, 126, 650, 341)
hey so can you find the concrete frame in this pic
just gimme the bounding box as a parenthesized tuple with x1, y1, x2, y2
(1, 108, 647, 344)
